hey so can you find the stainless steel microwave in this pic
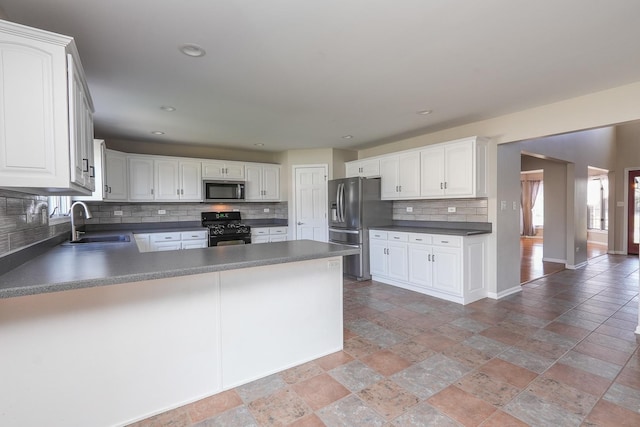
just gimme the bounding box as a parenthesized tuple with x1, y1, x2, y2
(203, 180, 245, 202)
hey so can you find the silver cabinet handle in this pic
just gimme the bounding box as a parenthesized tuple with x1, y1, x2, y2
(440, 182, 443, 189)
(428, 254, 431, 261)
(444, 182, 447, 189)
(177, 189, 180, 195)
(89, 165, 95, 178)
(82, 158, 89, 172)
(399, 185, 402, 192)
(432, 254, 435, 262)
(181, 189, 184, 195)
(151, 188, 154, 195)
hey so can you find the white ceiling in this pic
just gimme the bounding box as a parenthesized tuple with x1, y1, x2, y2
(2, 0, 640, 152)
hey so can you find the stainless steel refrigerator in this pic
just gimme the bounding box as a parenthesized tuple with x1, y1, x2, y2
(328, 177, 392, 280)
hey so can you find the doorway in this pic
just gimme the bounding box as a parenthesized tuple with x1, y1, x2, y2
(627, 169, 640, 255)
(292, 165, 328, 242)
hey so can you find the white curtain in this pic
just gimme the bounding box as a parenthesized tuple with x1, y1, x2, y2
(521, 180, 541, 236)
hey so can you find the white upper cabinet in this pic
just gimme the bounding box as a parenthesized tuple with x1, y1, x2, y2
(380, 153, 421, 199)
(345, 158, 380, 178)
(179, 160, 202, 201)
(104, 149, 128, 201)
(0, 20, 95, 195)
(128, 156, 155, 201)
(202, 160, 245, 180)
(154, 158, 181, 201)
(245, 164, 280, 201)
(420, 137, 488, 198)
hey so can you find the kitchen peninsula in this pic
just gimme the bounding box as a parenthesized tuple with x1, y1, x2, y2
(0, 236, 358, 427)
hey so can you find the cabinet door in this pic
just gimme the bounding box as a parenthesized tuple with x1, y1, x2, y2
(269, 235, 287, 242)
(244, 164, 263, 200)
(408, 244, 432, 288)
(252, 236, 270, 244)
(154, 158, 180, 201)
(68, 55, 86, 189)
(104, 150, 128, 201)
(432, 246, 462, 296)
(179, 160, 202, 201)
(151, 241, 182, 252)
(262, 165, 280, 201)
(369, 239, 388, 277)
(387, 241, 408, 281)
(345, 162, 360, 178)
(444, 141, 474, 197)
(397, 153, 420, 198)
(134, 234, 150, 252)
(420, 146, 445, 197)
(379, 156, 399, 199)
(202, 161, 226, 179)
(224, 162, 245, 180)
(360, 159, 380, 177)
(181, 240, 208, 249)
(128, 156, 155, 200)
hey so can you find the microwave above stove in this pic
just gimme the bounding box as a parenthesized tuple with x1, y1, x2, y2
(203, 180, 245, 202)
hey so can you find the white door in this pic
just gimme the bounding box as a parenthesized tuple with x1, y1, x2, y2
(294, 165, 328, 242)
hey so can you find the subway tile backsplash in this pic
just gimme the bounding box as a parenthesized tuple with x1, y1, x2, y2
(392, 198, 488, 222)
(0, 190, 70, 257)
(83, 201, 288, 225)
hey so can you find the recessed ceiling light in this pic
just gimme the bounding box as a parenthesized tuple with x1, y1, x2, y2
(151, 131, 165, 135)
(254, 143, 264, 147)
(417, 110, 433, 115)
(342, 135, 354, 140)
(160, 105, 176, 112)
(179, 44, 206, 57)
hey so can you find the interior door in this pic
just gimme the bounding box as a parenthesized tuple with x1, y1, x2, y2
(627, 170, 640, 255)
(295, 166, 328, 241)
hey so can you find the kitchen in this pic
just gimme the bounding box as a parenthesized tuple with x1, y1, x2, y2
(1, 1, 640, 426)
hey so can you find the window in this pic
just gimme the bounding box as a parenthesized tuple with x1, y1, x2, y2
(587, 175, 608, 230)
(532, 181, 544, 227)
(47, 196, 71, 218)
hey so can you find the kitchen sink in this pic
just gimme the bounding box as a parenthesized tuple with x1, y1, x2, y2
(68, 234, 131, 244)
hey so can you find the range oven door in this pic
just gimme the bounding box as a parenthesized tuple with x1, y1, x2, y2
(209, 235, 252, 246)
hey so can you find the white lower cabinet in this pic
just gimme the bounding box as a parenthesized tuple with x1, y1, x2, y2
(135, 230, 208, 252)
(251, 226, 288, 243)
(370, 229, 487, 305)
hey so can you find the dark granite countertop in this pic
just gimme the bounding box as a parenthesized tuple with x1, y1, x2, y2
(369, 225, 491, 236)
(0, 231, 357, 299)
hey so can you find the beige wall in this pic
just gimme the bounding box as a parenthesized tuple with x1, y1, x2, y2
(614, 121, 640, 253)
(359, 81, 640, 158)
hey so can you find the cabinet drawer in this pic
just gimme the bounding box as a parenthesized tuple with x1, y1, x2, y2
(150, 232, 182, 242)
(270, 226, 287, 235)
(388, 232, 408, 242)
(369, 230, 388, 240)
(432, 235, 461, 248)
(251, 228, 270, 236)
(408, 233, 432, 244)
(181, 230, 208, 241)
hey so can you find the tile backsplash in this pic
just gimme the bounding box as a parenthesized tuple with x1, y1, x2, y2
(392, 198, 488, 222)
(0, 190, 70, 256)
(83, 201, 288, 225)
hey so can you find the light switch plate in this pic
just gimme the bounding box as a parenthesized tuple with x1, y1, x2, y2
(113, 210, 123, 216)
(448, 207, 456, 213)
(264, 208, 270, 213)
(406, 207, 413, 213)
(158, 209, 166, 215)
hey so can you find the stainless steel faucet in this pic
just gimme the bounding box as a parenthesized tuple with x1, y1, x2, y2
(69, 201, 93, 242)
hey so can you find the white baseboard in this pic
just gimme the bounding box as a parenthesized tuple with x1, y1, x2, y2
(487, 285, 522, 300)
(566, 261, 588, 270)
(542, 257, 566, 264)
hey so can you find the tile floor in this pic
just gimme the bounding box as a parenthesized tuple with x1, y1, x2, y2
(131, 254, 640, 427)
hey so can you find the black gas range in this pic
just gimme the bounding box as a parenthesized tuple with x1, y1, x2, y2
(201, 211, 252, 246)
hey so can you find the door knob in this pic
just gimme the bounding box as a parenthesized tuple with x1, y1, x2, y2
(297, 222, 304, 225)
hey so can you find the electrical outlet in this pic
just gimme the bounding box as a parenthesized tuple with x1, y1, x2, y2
(448, 207, 456, 213)
(158, 209, 166, 215)
(114, 210, 123, 216)
(264, 208, 270, 213)
(500, 201, 507, 211)
(406, 206, 413, 213)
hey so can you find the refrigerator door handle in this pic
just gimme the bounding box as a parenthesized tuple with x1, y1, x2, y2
(328, 228, 360, 234)
(338, 183, 345, 223)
